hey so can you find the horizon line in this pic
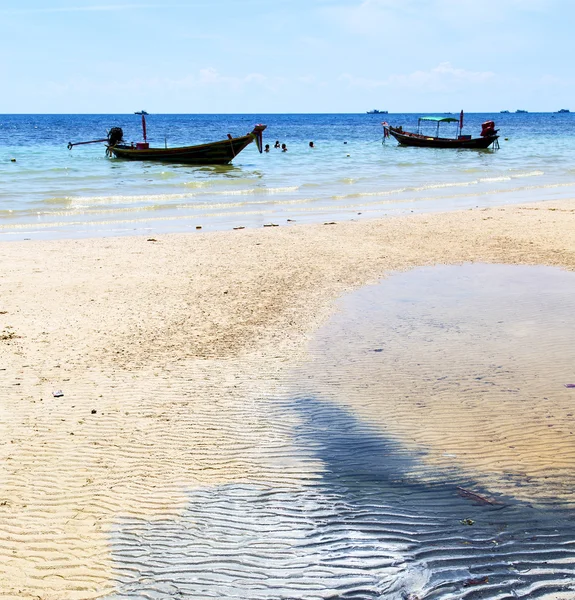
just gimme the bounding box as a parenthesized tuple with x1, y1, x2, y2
(0, 111, 568, 115)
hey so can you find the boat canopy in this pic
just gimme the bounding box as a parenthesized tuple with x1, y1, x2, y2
(418, 116, 459, 123)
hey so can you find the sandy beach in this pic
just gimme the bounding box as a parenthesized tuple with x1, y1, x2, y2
(1, 200, 575, 598)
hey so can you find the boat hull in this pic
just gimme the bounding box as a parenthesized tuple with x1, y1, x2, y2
(388, 127, 498, 149)
(110, 133, 257, 165)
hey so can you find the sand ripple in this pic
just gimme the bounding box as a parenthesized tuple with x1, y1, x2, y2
(1, 207, 575, 597)
(108, 396, 575, 598)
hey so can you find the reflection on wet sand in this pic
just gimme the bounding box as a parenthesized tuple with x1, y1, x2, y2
(109, 265, 575, 598)
(299, 264, 575, 507)
(110, 397, 575, 599)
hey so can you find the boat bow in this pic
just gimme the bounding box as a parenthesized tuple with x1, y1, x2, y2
(68, 120, 267, 165)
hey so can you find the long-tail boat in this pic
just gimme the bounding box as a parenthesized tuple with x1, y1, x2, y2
(68, 112, 267, 165)
(382, 112, 499, 149)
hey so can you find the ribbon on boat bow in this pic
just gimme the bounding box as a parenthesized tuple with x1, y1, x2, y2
(382, 121, 390, 139)
(251, 124, 265, 153)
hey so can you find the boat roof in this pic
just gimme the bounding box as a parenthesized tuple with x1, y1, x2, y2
(419, 116, 459, 123)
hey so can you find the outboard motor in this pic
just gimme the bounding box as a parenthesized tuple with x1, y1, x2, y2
(107, 127, 124, 146)
(481, 121, 498, 137)
(68, 126, 124, 151)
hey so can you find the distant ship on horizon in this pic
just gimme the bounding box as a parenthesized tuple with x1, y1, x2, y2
(516, 109, 528, 113)
(366, 109, 388, 114)
(500, 110, 510, 113)
(557, 109, 570, 113)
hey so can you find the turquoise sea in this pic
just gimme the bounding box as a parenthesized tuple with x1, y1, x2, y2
(0, 112, 574, 240)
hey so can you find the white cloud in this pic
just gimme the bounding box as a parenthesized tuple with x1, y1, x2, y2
(539, 74, 575, 87)
(0, 4, 176, 14)
(0, 0, 293, 14)
(339, 73, 386, 89)
(435, 0, 556, 19)
(340, 62, 495, 91)
(322, 0, 413, 35)
(442, 0, 554, 10)
(388, 62, 495, 90)
(322, 0, 559, 34)
(197, 68, 275, 90)
(40, 67, 284, 98)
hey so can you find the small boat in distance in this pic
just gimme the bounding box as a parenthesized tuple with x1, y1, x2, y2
(500, 110, 510, 114)
(515, 109, 528, 113)
(367, 109, 388, 114)
(557, 109, 570, 113)
(68, 112, 266, 165)
(383, 112, 499, 149)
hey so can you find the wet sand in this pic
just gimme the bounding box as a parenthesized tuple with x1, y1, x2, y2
(0, 200, 574, 597)
(299, 263, 575, 507)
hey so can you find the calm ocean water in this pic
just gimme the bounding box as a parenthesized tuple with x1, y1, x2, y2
(0, 113, 574, 240)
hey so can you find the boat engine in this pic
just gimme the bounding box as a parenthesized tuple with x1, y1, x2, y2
(481, 121, 498, 137)
(107, 127, 124, 146)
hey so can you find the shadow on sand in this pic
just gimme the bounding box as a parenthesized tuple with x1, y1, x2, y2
(107, 395, 575, 599)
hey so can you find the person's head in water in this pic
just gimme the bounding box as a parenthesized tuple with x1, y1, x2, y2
(281, 143, 287, 152)
(274, 140, 280, 148)
(309, 141, 315, 148)
(264, 144, 270, 152)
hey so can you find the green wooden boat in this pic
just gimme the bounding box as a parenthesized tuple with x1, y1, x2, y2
(68, 112, 266, 165)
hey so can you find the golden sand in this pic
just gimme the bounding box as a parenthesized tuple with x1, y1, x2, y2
(0, 200, 574, 597)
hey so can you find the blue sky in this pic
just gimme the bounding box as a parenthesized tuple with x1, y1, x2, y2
(1, 0, 572, 113)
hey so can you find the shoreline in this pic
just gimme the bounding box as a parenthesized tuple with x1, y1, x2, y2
(3, 199, 573, 366)
(1, 198, 574, 597)
(2, 180, 575, 243)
